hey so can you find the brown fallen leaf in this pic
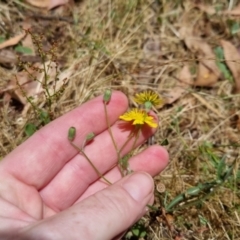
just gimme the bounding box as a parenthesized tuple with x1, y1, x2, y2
(195, 3, 217, 15)
(143, 38, 161, 58)
(0, 50, 17, 67)
(224, 3, 240, 16)
(0, 49, 42, 69)
(21, 22, 35, 55)
(25, 0, 69, 9)
(164, 65, 192, 104)
(196, 2, 240, 17)
(178, 64, 193, 87)
(164, 87, 186, 105)
(4, 60, 74, 115)
(0, 33, 26, 50)
(25, 0, 50, 8)
(195, 62, 219, 86)
(197, 44, 221, 85)
(179, 27, 221, 87)
(48, 0, 69, 10)
(4, 61, 57, 107)
(221, 40, 240, 93)
(12, 71, 42, 105)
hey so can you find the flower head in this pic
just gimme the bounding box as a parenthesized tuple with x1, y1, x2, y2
(134, 90, 163, 109)
(119, 108, 157, 128)
(103, 89, 112, 103)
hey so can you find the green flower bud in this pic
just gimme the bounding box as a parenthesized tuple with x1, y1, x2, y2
(86, 132, 95, 141)
(68, 127, 76, 141)
(103, 89, 112, 103)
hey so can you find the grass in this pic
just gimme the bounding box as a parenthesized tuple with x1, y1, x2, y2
(0, 0, 240, 239)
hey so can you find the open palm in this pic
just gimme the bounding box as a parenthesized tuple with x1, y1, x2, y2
(0, 91, 168, 240)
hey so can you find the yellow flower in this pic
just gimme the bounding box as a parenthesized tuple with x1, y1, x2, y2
(119, 109, 157, 128)
(134, 90, 163, 108)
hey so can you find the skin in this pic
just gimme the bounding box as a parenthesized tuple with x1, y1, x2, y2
(0, 91, 169, 240)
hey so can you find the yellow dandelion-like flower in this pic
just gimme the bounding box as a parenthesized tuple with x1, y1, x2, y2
(119, 108, 157, 128)
(134, 90, 163, 108)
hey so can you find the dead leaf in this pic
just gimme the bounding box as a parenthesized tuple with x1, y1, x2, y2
(164, 65, 192, 104)
(25, 0, 50, 8)
(178, 64, 193, 86)
(0, 50, 17, 67)
(21, 22, 35, 55)
(221, 40, 240, 93)
(164, 87, 186, 104)
(143, 38, 161, 58)
(179, 27, 221, 86)
(0, 33, 26, 50)
(195, 3, 217, 15)
(12, 71, 42, 105)
(198, 43, 221, 78)
(196, 3, 240, 17)
(225, 3, 240, 15)
(48, 0, 69, 10)
(25, 0, 69, 9)
(4, 60, 74, 115)
(195, 62, 219, 86)
(5, 61, 57, 106)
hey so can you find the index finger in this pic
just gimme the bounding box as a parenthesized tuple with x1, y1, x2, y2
(0, 91, 128, 189)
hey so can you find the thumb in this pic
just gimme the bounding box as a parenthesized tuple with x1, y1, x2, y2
(21, 172, 154, 240)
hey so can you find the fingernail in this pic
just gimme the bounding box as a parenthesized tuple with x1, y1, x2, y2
(123, 172, 154, 202)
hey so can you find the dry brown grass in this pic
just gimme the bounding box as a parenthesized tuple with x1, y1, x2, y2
(0, 0, 240, 239)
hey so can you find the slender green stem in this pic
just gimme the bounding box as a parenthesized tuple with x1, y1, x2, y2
(119, 128, 139, 154)
(103, 102, 122, 174)
(130, 127, 141, 153)
(70, 142, 112, 185)
(118, 127, 141, 175)
(117, 130, 137, 176)
(104, 102, 119, 154)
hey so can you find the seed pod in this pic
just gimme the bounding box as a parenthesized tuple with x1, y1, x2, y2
(103, 89, 112, 103)
(86, 132, 95, 141)
(68, 127, 76, 141)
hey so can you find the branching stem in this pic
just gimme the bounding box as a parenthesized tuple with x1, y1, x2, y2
(70, 142, 112, 185)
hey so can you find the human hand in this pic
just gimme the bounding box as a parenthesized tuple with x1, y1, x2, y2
(0, 91, 169, 240)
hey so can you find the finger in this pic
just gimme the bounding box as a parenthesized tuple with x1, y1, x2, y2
(0, 91, 128, 189)
(20, 172, 154, 240)
(78, 145, 169, 201)
(40, 121, 157, 212)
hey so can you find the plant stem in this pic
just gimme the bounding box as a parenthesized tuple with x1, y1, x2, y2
(103, 102, 119, 154)
(70, 142, 112, 185)
(119, 130, 136, 153)
(103, 102, 122, 174)
(131, 126, 141, 153)
(117, 130, 136, 175)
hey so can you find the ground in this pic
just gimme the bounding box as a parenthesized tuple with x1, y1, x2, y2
(0, 0, 240, 239)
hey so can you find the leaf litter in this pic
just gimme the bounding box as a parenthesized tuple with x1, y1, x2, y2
(0, 33, 26, 50)
(25, 0, 69, 10)
(179, 26, 221, 87)
(0, 1, 240, 239)
(221, 39, 240, 93)
(164, 65, 192, 105)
